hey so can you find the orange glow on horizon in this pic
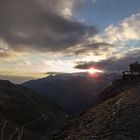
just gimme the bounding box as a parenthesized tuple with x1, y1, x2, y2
(88, 67, 103, 76)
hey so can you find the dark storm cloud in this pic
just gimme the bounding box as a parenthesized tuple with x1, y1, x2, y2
(75, 59, 127, 71)
(75, 50, 140, 72)
(0, 0, 97, 52)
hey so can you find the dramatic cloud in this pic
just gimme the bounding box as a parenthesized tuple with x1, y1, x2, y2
(63, 13, 140, 57)
(92, 13, 140, 44)
(75, 49, 140, 72)
(105, 13, 140, 43)
(0, 0, 97, 52)
(75, 60, 125, 72)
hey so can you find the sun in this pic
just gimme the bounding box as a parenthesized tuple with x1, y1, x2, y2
(88, 68, 96, 74)
(88, 67, 103, 75)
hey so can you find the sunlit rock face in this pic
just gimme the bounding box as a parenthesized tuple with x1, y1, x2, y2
(22, 73, 119, 114)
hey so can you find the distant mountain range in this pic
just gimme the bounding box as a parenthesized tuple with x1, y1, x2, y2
(0, 80, 65, 140)
(22, 73, 120, 114)
(0, 72, 122, 139)
(1, 72, 139, 139)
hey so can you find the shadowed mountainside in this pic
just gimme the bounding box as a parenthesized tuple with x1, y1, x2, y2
(54, 78, 140, 140)
(0, 80, 65, 140)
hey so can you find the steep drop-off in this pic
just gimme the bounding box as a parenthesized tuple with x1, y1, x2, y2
(55, 79, 140, 140)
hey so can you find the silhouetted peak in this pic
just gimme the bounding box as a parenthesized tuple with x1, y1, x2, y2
(0, 79, 12, 86)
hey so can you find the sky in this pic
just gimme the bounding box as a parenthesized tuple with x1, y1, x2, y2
(0, 0, 140, 83)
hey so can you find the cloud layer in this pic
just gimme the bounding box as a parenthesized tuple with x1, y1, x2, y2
(93, 13, 140, 45)
(75, 49, 140, 72)
(0, 0, 97, 52)
(0, 0, 140, 81)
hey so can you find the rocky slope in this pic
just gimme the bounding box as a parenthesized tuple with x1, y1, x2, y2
(55, 78, 140, 140)
(0, 80, 65, 140)
(22, 73, 113, 114)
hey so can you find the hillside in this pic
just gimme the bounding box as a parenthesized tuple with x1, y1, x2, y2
(54, 78, 140, 140)
(0, 80, 65, 140)
(22, 73, 114, 114)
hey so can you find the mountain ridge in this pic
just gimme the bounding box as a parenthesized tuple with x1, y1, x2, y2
(53, 78, 140, 140)
(0, 79, 65, 140)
